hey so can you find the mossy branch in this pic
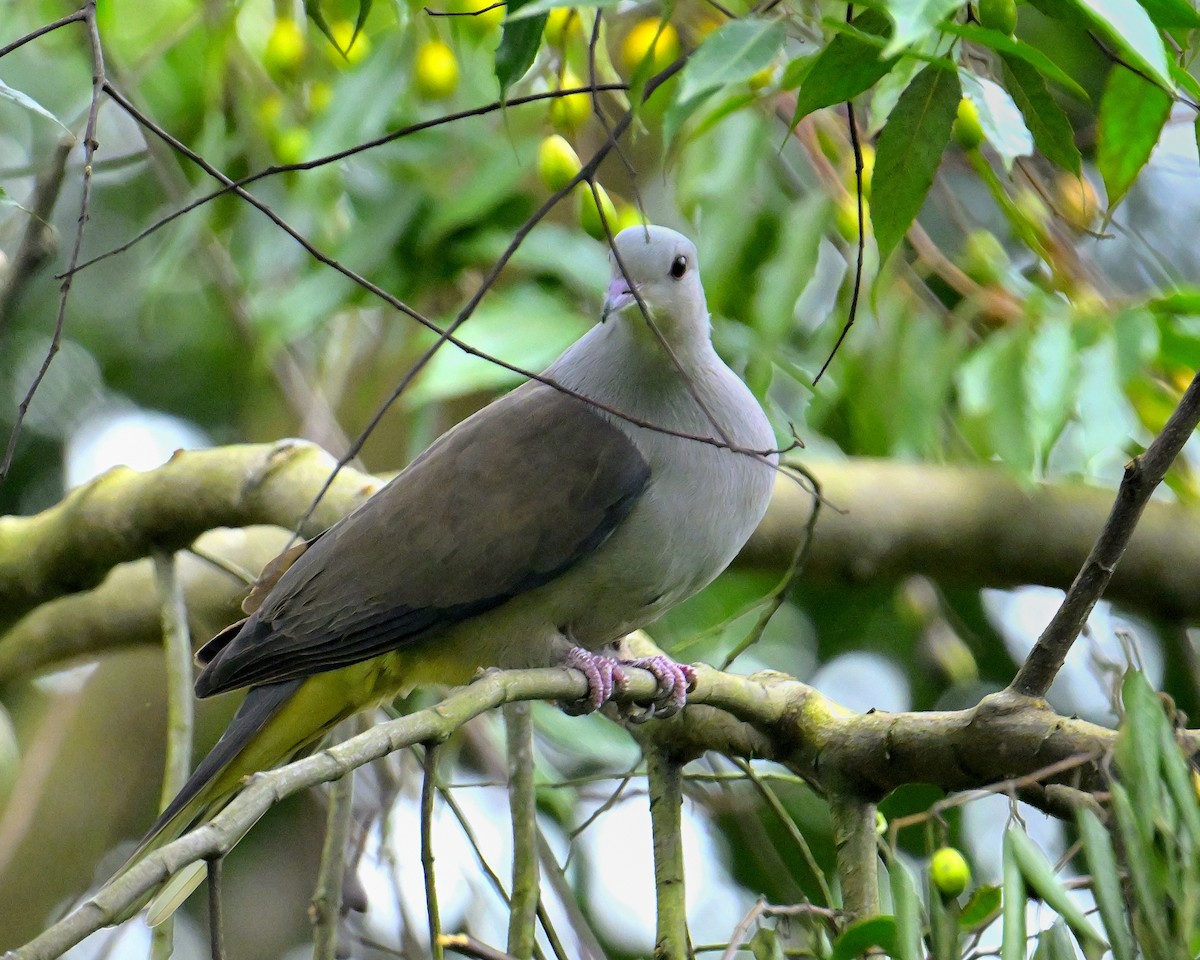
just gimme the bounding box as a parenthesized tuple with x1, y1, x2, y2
(1, 655, 1138, 960)
(4, 442, 1200, 685)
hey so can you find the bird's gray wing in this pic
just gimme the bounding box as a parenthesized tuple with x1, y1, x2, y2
(194, 384, 649, 696)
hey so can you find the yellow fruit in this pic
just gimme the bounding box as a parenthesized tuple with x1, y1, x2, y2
(545, 7, 582, 48)
(549, 69, 591, 130)
(841, 142, 876, 199)
(1055, 172, 1099, 231)
(978, 0, 1018, 34)
(328, 20, 370, 65)
(274, 127, 310, 165)
(264, 18, 306, 77)
(929, 847, 971, 898)
(308, 81, 334, 114)
(577, 182, 618, 240)
(614, 203, 647, 233)
(748, 64, 775, 90)
(953, 97, 984, 152)
(834, 194, 870, 243)
(257, 93, 284, 130)
(415, 40, 460, 100)
(461, 0, 505, 33)
(621, 18, 681, 75)
(537, 134, 582, 191)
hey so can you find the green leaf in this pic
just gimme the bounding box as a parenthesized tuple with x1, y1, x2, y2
(960, 70, 1032, 169)
(1076, 808, 1136, 960)
(754, 197, 827, 341)
(1109, 783, 1171, 953)
(1000, 55, 1082, 174)
(790, 10, 897, 126)
(884, 0, 967, 54)
(1006, 827, 1108, 956)
(1149, 290, 1200, 315)
(958, 885, 1002, 932)
(495, 0, 547, 95)
(666, 19, 783, 143)
(1097, 65, 1171, 210)
(1139, 0, 1200, 28)
(1116, 671, 1164, 810)
(889, 859, 924, 960)
(940, 23, 1088, 100)
(1000, 831, 1026, 960)
(1033, 920, 1081, 960)
(1158, 719, 1200, 853)
(677, 20, 786, 103)
(830, 916, 898, 960)
(1024, 317, 1076, 455)
(870, 62, 960, 261)
(0, 80, 71, 133)
(1042, 0, 1172, 88)
(749, 927, 786, 960)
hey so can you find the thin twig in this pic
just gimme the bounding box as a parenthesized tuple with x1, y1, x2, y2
(2, 1, 105, 480)
(0, 9, 86, 59)
(0, 138, 73, 341)
(152, 550, 194, 810)
(646, 746, 691, 960)
(504, 704, 539, 960)
(813, 19, 865, 387)
(730, 758, 834, 906)
(1011, 368, 1200, 698)
(206, 857, 226, 960)
(422, 743, 444, 960)
(310, 722, 358, 960)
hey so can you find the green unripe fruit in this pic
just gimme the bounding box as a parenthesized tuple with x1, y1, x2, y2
(953, 98, 984, 152)
(979, 0, 1018, 34)
(537, 135, 582, 191)
(577, 182, 618, 240)
(930, 846, 971, 898)
(549, 70, 591, 131)
(961, 229, 1009, 286)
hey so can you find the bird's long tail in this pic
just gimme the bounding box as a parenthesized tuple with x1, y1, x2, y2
(110, 678, 309, 924)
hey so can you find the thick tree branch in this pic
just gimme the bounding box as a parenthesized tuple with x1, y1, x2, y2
(3, 444, 1200, 687)
(0, 440, 379, 633)
(0, 661, 1135, 960)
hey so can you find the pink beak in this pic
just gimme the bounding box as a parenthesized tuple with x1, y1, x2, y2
(601, 277, 635, 320)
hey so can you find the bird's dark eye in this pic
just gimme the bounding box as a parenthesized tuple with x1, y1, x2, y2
(669, 255, 688, 279)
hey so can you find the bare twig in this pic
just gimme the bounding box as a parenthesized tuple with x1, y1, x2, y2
(504, 704, 539, 960)
(206, 857, 226, 960)
(152, 550, 193, 809)
(0, 139, 72, 340)
(2, 2, 105, 480)
(309, 722, 357, 960)
(0, 9, 87, 59)
(829, 796, 879, 923)
(646, 746, 691, 960)
(1011, 368, 1200, 698)
(422, 743, 444, 960)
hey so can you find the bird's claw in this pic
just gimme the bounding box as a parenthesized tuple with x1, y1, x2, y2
(620, 656, 697, 722)
(561, 647, 628, 715)
(561, 648, 695, 720)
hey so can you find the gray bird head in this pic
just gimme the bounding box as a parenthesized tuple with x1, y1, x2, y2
(601, 225, 709, 341)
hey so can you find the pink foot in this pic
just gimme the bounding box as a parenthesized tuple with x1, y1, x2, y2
(561, 648, 696, 721)
(562, 647, 628, 715)
(622, 656, 697, 722)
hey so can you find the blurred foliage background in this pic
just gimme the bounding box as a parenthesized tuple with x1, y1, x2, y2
(2, 0, 1200, 956)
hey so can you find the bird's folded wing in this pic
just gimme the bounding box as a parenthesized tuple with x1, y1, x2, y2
(195, 384, 650, 695)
